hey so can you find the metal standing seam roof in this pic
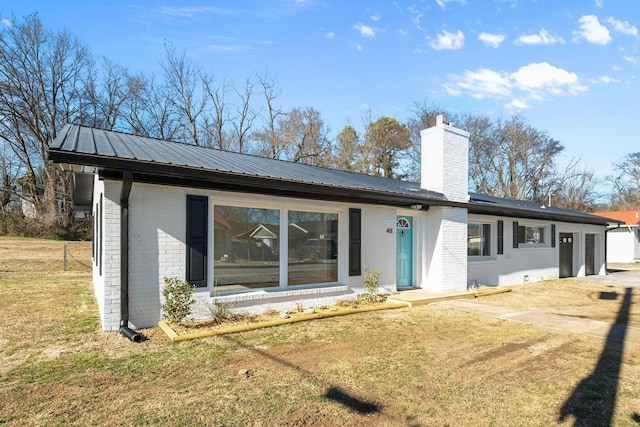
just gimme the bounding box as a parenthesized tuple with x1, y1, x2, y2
(49, 124, 443, 202)
(49, 124, 617, 226)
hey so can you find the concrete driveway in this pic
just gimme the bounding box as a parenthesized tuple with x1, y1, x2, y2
(433, 266, 640, 344)
(579, 263, 640, 288)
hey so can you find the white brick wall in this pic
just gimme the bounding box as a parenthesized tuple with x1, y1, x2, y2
(352, 204, 397, 294)
(423, 206, 468, 292)
(101, 179, 124, 331)
(95, 184, 403, 329)
(467, 214, 607, 287)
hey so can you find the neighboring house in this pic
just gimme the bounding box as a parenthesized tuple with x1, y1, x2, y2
(593, 210, 640, 263)
(48, 116, 618, 336)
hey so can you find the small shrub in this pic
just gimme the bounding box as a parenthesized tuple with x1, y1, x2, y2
(207, 299, 235, 324)
(162, 277, 195, 323)
(362, 267, 380, 302)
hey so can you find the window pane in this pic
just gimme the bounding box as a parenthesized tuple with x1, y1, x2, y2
(468, 223, 481, 256)
(288, 211, 338, 286)
(213, 205, 280, 291)
(519, 225, 546, 244)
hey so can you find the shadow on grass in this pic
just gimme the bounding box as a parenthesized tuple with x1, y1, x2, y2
(223, 336, 382, 416)
(558, 287, 633, 426)
(325, 386, 379, 414)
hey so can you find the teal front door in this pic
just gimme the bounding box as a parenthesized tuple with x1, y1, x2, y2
(396, 216, 413, 288)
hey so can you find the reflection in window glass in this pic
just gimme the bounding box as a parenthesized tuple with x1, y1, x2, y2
(518, 225, 546, 244)
(213, 205, 279, 291)
(468, 223, 490, 256)
(288, 211, 338, 286)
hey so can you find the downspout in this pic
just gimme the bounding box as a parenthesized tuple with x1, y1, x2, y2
(604, 222, 621, 275)
(119, 169, 142, 342)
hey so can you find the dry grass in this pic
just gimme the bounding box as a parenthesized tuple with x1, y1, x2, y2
(1, 237, 640, 426)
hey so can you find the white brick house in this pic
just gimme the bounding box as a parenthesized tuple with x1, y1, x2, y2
(49, 116, 617, 337)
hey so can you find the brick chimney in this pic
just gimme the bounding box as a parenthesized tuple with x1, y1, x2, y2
(420, 114, 470, 202)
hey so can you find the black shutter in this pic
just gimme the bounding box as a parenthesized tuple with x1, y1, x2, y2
(512, 221, 519, 249)
(551, 224, 556, 247)
(483, 223, 491, 255)
(186, 195, 208, 287)
(349, 208, 361, 276)
(497, 220, 504, 255)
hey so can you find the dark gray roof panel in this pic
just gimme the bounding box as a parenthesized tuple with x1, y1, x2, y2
(50, 124, 442, 200)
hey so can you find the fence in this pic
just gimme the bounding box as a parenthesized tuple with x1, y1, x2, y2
(62, 241, 93, 271)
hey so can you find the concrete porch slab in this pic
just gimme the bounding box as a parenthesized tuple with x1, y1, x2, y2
(387, 289, 477, 307)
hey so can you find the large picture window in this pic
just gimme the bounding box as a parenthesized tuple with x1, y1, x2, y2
(468, 223, 491, 257)
(212, 205, 339, 292)
(288, 211, 338, 286)
(213, 205, 280, 291)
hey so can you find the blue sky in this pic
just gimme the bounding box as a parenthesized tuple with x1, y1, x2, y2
(2, 0, 639, 179)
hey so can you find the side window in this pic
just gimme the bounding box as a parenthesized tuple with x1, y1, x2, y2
(468, 223, 491, 257)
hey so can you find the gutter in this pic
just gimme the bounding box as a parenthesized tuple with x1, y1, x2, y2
(119, 169, 142, 342)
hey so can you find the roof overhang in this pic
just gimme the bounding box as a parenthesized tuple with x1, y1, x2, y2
(49, 149, 443, 209)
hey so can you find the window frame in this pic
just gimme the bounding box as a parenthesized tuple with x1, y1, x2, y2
(516, 223, 550, 248)
(211, 199, 342, 294)
(467, 220, 494, 260)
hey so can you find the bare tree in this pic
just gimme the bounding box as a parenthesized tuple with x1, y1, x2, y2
(202, 75, 230, 149)
(466, 115, 563, 200)
(0, 140, 21, 234)
(0, 14, 94, 220)
(608, 152, 640, 209)
(254, 72, 287, 159)
(230, 77, 256, 153)
(87, 58, 132, 130)
(464, 114, 498, 195)
(548, 156, 600, 210)
(160, 44, 206, 145)
(279, 107, 331, 166)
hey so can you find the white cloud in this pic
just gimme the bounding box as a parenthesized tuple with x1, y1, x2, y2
(573, 15, 611, 45)
(446, 62, 587, 105)
(429, 30, 465, 50)
(1, 18, 11, 27)
(623, 55, 638, 64)
(594, 0, 603, 6)
(370, 13, 381, 22)
(512, 62, 586, 95)
(354, 23, 376, 39)
(446, 68, 512, 99)
(159, 6, 235, 17)
(478, 32, 506, 48)
(606, 17, 638, 37)
(596, 75, 619, 84)
(408, 5, 426, 31)
(324, 31, 334, 39)
(435, 0, 467, 8)
(397, 29, 409, 37)
(507, 99, 530, 110)
(514, 28, 565, 45)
